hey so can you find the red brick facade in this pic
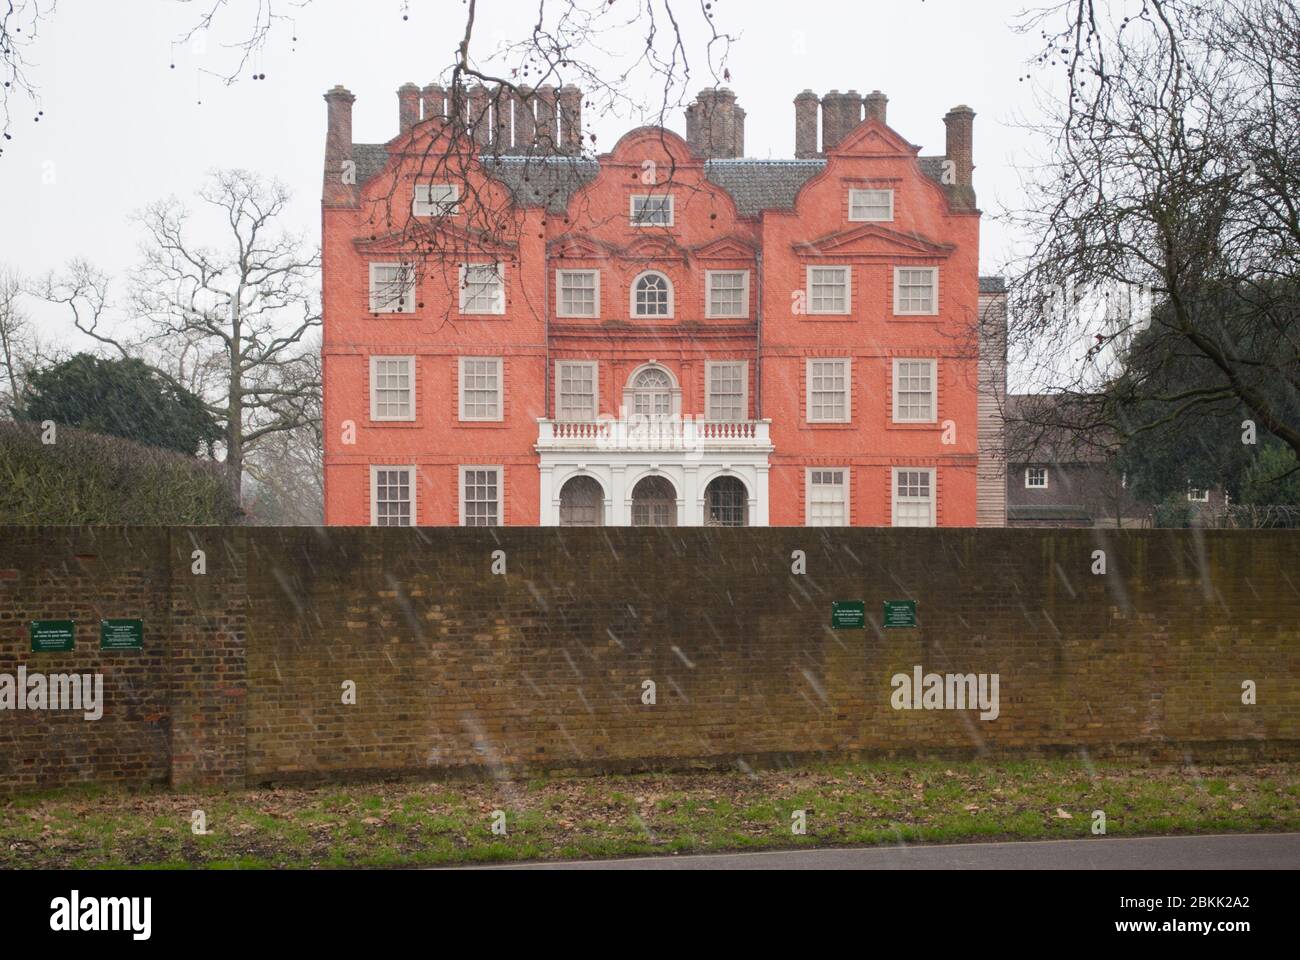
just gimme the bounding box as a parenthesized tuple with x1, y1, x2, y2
(322, 85, 986, 527)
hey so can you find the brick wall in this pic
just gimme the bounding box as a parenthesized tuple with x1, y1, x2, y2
(2, 527, 1297, 792)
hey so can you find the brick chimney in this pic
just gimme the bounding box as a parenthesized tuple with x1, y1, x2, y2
(323, 85, 356, 206)
(794, 89, 819, 158)
(558, 85, 583, 154)
(821, 89, 862, 152)
(534, 85, 558, 152)
(685, 88, 744, 159)
(491, 84, 512, 152)
(422, 83, 445, 122)
(944, 105, 975, 183)
(468, 84, 491, 147)
(513, 85, 535, 150)
(864, 90, 888, 125)
(397, 82, 420, 134)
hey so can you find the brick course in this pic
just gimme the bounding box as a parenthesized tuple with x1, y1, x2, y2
(1, 527, 1297, 793)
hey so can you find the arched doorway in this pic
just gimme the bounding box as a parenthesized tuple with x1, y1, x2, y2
(704, 475, 748, 527)
(558, 475, 604, 526)
(630, 475, 677, 527)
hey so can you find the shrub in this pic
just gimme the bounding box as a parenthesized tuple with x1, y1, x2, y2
(0, 420, 239, 525)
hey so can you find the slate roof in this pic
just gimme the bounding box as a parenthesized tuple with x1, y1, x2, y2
(979, 276, 1006, 294)
(349, 146, 955, 217)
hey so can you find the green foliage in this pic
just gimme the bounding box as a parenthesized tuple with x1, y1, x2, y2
(17, 353, 221, 456)
(0, 420, 239, 524)
(1239, 441, 1300, 506)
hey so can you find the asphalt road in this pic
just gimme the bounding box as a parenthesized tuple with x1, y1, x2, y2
(465, 833, 1300, 870)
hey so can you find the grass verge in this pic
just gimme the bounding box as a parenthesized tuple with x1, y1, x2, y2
(2, 759, 1296, 869)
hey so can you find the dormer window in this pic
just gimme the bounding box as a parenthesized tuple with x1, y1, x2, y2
(413, 182, 460, 216)
(630, 194, 674, 226)
(848, 188, 893, 222)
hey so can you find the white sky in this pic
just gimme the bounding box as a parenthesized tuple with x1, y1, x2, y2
(0, 0, 1049, 348)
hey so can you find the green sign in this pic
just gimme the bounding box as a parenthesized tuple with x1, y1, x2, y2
(30, 619, 75, 652)
(100, 619, 143, 651)
(883, 600, 917, 629)
(831, 601, 866, 630)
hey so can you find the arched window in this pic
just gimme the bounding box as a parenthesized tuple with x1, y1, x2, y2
(631, 366, 674, 418)
(558, 475, 604, 527)
(632, 272, 672, 317)
(631, 476, 677, 527)
(704, 476, 748, 527)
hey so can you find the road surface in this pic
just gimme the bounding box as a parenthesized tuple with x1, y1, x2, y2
(460, 832, 1300, 870)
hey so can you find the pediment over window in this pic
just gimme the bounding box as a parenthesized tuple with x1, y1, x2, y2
(793, 223, 954, 260)
(692, 236, 758, 261)
(548, 233, 616, 259)
(621, 235, 688, 262)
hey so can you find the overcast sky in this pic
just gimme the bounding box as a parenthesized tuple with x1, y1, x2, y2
(1, 0, 1050, 348)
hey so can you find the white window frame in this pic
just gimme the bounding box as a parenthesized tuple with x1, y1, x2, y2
(630, 194, 674, 226)
(457, 356, 504, 422)
(369, 262, 416, 314)
(459, 465, 504, 527)
(805, 357, 852, 424)
(458, 262, 506, 315)
(1025, 467, 1049, 489)
(556, 269, 600, 319)
(705, 270, 750, 319)
(805, 467, 850, 526)
(848, 188, 894, 222)
(369, 355, 416, 422)
(370, 465, 417, 527)
(630, 270, 675, 319)
(893, 266, 939, 316)
(805, 265, 851, 315)
(412, 182, 461, 217)
(555, 360, 599, 421)
(891, 467, 936, 527)
(1187, 486, 1210, 502)
(891, 358, 938, 423)
(705, 360, 748, 421)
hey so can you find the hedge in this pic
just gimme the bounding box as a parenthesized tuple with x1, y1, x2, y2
(0, 420, 239, 525)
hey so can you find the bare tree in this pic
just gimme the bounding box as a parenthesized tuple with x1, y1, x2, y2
(128, 168, 321, 504)
(1005, 0, 1300, 467)
(0, 0, 54, 155)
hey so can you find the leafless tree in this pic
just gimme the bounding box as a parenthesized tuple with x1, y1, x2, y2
(0, 0, 54, 155)
(120, 169, 320, 504)
(1005, 0, 1300, 463)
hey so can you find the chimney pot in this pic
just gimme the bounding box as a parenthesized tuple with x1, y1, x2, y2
(534, 85, 558, 152)
(558, 84, 583, 155)
(685, 87, 744, 159)
(794, 90, 820, 158)
(864, 90, 888, 124)
(422, 83, 446, 121)
(944, 104, 977, 206)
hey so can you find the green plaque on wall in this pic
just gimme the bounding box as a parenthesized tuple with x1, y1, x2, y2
(882, 600, 917, 629)
(30, 620, 75, 652)
(831, 601, 866, 630)
(100, 619, 143, 651)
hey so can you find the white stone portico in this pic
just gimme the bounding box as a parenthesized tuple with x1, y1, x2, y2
(535, 416, 773, 526)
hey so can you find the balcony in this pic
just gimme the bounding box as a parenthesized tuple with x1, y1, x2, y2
(536, 416, 773, 453)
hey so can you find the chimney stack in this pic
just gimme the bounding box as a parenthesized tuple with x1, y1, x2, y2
(821, 89, 863, 152)
(422, 83, 445, 122)
(558, 84, 583, 154)
(534, 85, 558, 153)
(323, 85, 357, 205)
(513, 85, 535, 150)
(864, 90, 888, 125)
(685, 88, 744, 159)
(492, 84, 512, 152)
(397, 82, 420, 134)
(944, 104, 976, 203)
(468, 84, 491, 147)
(794, 89, 819, 158)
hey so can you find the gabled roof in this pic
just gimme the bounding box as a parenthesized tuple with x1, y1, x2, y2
(349, 147, 954, 217)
